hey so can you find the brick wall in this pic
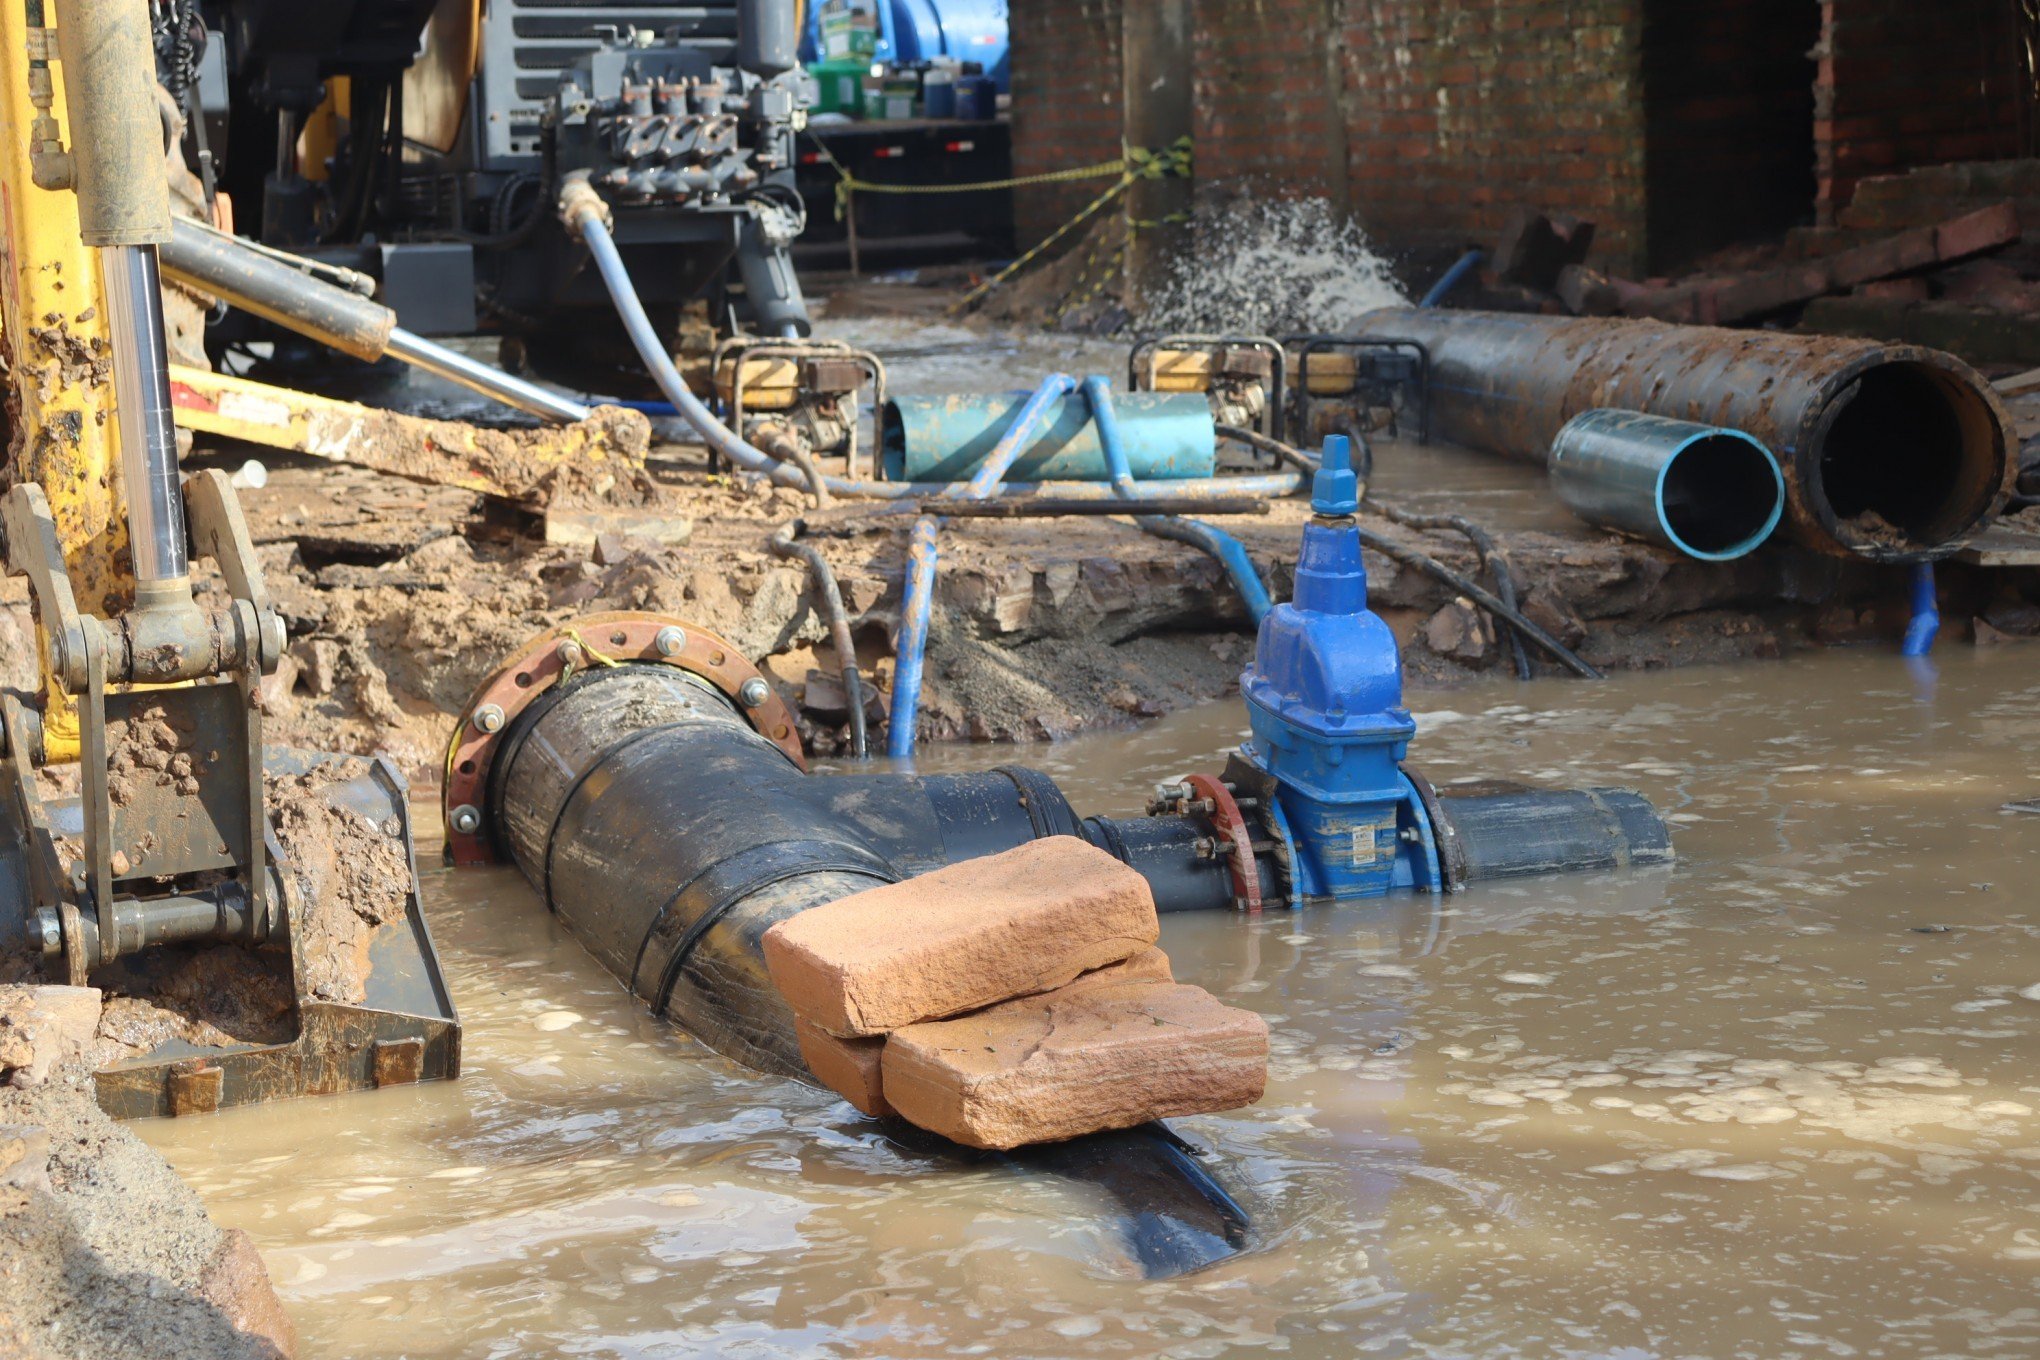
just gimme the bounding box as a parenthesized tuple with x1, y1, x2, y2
(1816, 0, 2025, 224)
(1336, 1, 1650, 273)
(1009, 0, 1124, 249)
(1191, 0, 1344, 201)
(1009, 0, 2030, 280)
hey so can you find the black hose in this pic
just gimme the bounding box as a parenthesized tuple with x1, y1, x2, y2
(755, 423, 834, 509)
(1357, 527, 1602, 679)
(769, 518, 868, 758)
(1216, 423, 1315, 472)
(1373, 505, 1534, 680)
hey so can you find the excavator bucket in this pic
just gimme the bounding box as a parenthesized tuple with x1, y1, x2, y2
(84, 751, 460, 1119)
(0, 477, 460, 1120)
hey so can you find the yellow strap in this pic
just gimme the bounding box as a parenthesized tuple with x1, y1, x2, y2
(819, 135, 1191, 218)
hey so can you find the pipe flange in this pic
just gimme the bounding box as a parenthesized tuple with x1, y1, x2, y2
(1184, 773, 1262, 913)
(441, 611, 805, 867)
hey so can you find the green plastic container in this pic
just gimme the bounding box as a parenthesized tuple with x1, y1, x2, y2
(820, 7, 877, 60)
(807, 59, 867, 115)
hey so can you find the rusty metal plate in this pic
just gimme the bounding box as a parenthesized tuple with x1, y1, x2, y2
(442, 612, 806, 867)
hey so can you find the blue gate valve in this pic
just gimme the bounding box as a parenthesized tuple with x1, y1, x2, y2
(1237, 434, 1443, 899)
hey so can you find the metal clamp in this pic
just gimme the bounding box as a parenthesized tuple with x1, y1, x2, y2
(442, 612, 807, 867)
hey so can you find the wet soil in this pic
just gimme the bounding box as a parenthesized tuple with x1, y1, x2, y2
(265, 758, 414, 1006)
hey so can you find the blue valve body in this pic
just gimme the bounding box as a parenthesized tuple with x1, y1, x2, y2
(1238, 437, 1441, 900)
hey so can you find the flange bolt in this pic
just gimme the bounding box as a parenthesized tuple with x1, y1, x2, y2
(654, 625, 686, 657)
(556, 639, 585, 667)
(473, 704, 505, 734)
(737, 677, 771, 709)
(449, 804, 482, 836)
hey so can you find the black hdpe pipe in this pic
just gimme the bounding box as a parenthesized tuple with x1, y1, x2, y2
(1352, 307, 2014, 562)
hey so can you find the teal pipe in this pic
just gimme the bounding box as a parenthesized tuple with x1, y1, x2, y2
(1550, 409, 1784, 561)
(885, 391, 1217, 483)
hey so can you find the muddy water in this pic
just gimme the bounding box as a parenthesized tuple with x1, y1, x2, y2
(142, 648, 2040, 1357)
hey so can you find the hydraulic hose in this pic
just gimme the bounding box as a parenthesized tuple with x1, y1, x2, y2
(769, 518, 868, 758)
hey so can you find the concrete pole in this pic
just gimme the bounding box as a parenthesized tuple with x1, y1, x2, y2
(1120, 0, 1193, 307)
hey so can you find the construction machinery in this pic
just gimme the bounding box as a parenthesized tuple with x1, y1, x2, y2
(169, 0, 814, 361)
(0, 0, 457, 1117)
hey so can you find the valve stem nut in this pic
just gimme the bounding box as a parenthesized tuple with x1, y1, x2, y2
(449, 804, 483, 836)
(737, 677, 771, 709)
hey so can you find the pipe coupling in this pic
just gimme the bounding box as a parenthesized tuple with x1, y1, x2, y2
(559, 174, 613, 237)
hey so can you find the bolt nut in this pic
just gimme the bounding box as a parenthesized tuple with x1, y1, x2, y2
(449, 804, 482, 836)
(737, 677, 771, 709)
(555, 639, 585, 667)
(654, 625, 686, 657)
(31, 909, 60, 954)
(473, 704, 506, 734)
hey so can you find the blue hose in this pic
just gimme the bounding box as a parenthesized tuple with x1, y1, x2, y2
(1902, 562, 1939, 657)
(888, 516, 941, 759)
(1084, 375, 1271, 624)
(1419, 249, 1485, 308)
(888, 373, 1077, 758)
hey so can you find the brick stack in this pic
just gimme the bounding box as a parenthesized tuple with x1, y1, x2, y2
(762, 837, 1269, 1149)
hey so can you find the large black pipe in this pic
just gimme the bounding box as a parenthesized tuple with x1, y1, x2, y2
(489, 662, 1250, 1275)
(489, 664, 1249, 1075)
(1354, 307, 2014, 562)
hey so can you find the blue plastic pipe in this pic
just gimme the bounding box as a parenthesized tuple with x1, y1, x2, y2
(889, 373, 1076, 758)
(1420, 249, 1485, 308)
(1084, 375, 1272, 624)
(963, 375, 1080, 496)
(1902, 562, 1939, 657)
(888, 516, 941, 758)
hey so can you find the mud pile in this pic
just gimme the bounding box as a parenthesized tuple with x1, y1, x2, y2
(0, 985, 296, 1359)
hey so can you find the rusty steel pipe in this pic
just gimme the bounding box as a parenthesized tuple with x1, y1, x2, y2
(1354, 308, 2015, 561)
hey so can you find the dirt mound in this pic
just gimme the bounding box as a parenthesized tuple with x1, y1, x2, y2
(267, 759, 414, 1006)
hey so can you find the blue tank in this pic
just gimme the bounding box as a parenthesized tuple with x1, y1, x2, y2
(803, 0, 1011, 93)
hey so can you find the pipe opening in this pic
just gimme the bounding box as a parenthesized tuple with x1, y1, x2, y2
(1814, 361, 2005, 552)
(1658, 432, 1783, 559)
